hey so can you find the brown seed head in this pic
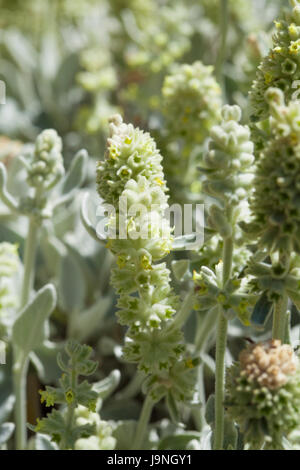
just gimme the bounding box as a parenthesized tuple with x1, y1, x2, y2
(239, 339, 298, 390)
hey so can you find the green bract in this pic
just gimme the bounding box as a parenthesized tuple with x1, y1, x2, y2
(194, 263, 254, 325)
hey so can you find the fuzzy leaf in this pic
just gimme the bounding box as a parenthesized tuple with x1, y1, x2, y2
(223, 417, 238, 450)
(205, 394, 215, 426)
(93, 370, 121, 400)
(58, 252, 85, 313)
(35, 433, 58, 450)
(158, 432, 201, 450)
(171, 259, 191, 282)
(0, 422, 14, 445)
(12, 284, 57, 356)
(61, 150, 87, 195)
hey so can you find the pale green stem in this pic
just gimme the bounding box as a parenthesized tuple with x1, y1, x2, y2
(213, 236, 233, 450)
(21, 217, 39, 308)
(60, 364, 77, 450)
(216, 0, 229, 86)
(222, 237, 233, 285)
(284, 310, 291, 345)
(14, 216, 39, 449)
(193, 363, 206, 431)
(13, 354, 29, 450)
(213, 307, 228, 450)
(272, 293, 288, 342)
(132, 394, 154, 450)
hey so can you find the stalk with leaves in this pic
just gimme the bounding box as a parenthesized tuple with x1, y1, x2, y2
(97, 114, 199, 448)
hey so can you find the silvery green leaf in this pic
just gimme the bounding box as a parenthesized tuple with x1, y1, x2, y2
(158, 432, 201, 450)
(12, 284, 57, 357)
(53, 53, 79, 97)
(39, 33, 60, 80)
(58, 252, 85, 313)
(223, 418, 238, 450)
(0, 422, 14, 445)
(166, 392, 181, 424)
(171, 259, 191, 282)
(288, 290, 300, 312)
(172, 234, 202, 251)
(205, 394, 215, 426)
(0, 366, 14, 425)
(199, 425, 212, 450)
(93, 370, 121, 400)
(201, 353, 215, 374)
(61, 149, 87, 195)
(75, 295, 112, 342)
(81, 191, 104, 243)
(113, 421, 137, 450)
(4, 30, 37, 70)
(35, 433, 58, 450)
(39, 231, 67, 276)
(0, 163, 19, 212)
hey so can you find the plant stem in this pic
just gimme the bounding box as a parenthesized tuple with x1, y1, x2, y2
(213, 307, 228, 450)
(272, 293, 288, 342)
(21, 217, 39, 307)
(216, 0, 229, 85)
(213, 235, 233, 450)
(132, 394, 154, 450)
(193, 363, 206, 431)
(61, 367, 77, 450)
(193, 307, 219, 430)
(14, 216, 39, 449)
(13, 354, 28, 450)
(222, 236, 233, 285)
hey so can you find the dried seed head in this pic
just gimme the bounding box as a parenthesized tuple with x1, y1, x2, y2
(239, 339, 298, 390)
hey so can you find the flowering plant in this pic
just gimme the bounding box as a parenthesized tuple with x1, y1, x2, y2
(1, 0, 300, 453)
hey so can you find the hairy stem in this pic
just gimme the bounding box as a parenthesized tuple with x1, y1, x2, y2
(214, 308, 228, 450)
(213, 235, 233, 450)
(132, 394, 154, 450)
(61, 366, 77, 450)
(14, 216, 39, 449)
(222, 236, 233, 285)
(21, 217, 39, 307)
(193, 306, 219, 430)
(272, 293, 288, 342)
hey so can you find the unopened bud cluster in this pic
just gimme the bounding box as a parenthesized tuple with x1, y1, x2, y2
(27, 129, 64, 190)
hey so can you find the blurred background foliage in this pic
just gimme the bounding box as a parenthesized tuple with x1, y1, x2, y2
(0, 0, 292, 450)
